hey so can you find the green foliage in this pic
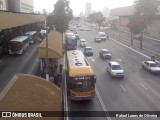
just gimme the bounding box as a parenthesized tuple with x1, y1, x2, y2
(47, 14, 55, 26)
(87, 12, 105, 27)
(128, 0, 160, 34)
(53, 0, 73, 33)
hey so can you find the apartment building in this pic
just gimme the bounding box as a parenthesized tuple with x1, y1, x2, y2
(8, 0, 34, 13)
(0, 0, 7, 10)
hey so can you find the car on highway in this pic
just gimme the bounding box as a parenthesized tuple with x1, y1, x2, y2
(79, 28, 84, 31)
(99, 49, 111, 60)
(94, 35, 102, 42)
(107, 61, 124, 78)
(84, 46, 93, 56)
(80, 39, 87, 47)
(86, 28, 91, 31)
(95, 32, 107, 42)
(142, 61, 160, 74)
(98, 32, 107, 41)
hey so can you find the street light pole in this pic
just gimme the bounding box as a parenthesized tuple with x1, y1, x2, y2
(45, 18, 49, 80)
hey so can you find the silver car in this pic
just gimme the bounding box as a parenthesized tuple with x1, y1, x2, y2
(107, 61, 124, 78)
(142, 61, 160, 74)
(80, 39, 87, 47)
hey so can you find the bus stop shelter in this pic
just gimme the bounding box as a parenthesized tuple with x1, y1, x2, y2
(0, 11, 46, 30)
(38, 30, 63, 81)
(39, 30, 63, 59)
(0, 74, 62, 120)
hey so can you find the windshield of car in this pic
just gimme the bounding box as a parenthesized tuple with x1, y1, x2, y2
(112, 65, 122, 70)
(86, 48, 92, 52)
(103, 51, 110, 54)
(150, 63, 158, 67)
(81, 40, 86, 43)
(100, 34, 106, 37)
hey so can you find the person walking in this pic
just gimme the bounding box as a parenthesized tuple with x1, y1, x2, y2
(59, 64, 63, 73)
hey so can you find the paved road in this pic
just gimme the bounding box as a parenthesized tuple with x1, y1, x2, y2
(68, 26, 160, 120)
(0, 42, 39, 92)
(83, 22, 160, 58)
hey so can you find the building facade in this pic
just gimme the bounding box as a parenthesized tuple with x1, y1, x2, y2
(85, 2, 92, 18)
(110, 5, 160, 39)
(7, 0, 34, 13)
(0, 0, 7, 10)
(103, 7, 110, 18)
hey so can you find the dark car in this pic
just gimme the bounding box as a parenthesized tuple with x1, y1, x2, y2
(99, 49, 111, 59)
(84, 47, 93, 56)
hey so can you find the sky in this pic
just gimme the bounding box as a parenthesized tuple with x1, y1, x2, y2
(34, 0, 133, 16)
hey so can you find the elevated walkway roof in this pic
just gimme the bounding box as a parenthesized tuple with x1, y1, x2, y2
(0, 74, 62, 119)
(0, 11, 46, 30)
(39, 30, 63, 59)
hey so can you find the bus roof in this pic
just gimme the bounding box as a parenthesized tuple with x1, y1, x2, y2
(10, 36, 28, 42)
(25, 31, 37, 35)
(67, 50, 94, 77)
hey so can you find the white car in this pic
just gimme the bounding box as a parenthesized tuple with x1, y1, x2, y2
(80, 39, 87, 47)
(107, 61, 124, 78)
(142, 61, 160, 74)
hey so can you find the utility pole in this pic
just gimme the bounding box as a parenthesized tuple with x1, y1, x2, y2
(45, 17, 49, 80)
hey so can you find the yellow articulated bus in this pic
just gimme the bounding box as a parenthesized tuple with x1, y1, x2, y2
(66, 50, 96, 100)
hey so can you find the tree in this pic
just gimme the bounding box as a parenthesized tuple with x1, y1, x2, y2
(87, 12, 105, 30)
(127, 0, 159, 49)
(53, 0, 73, 34)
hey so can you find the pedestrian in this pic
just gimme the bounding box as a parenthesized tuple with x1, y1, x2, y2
(59, 64, 63, 73)
(151, 56, 155, 62)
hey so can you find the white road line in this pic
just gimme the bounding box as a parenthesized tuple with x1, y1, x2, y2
(120, 84, 126, 92)
(139, 82, 148, 90)
(96, 87, 112, 120)
(117, 58, 122, 62)
(121, 56, 125, 59)
(91, 58, 95, 62)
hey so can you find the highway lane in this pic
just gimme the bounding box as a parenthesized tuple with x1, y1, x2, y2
(0, 42, 39, 92)
(68, 28, 160, 120)
(83, 22, 160, 57)
(80, 29, 160, 110)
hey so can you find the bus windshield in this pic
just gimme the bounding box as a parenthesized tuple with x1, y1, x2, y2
(71, 76, 95, 92)
(9, 42, 22, 51)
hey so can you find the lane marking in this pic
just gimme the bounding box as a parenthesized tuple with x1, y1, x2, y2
(139, 82, 148, 90)
(91, 58, 95, 62)
(117, 58, 122, 62)
(121, 56, 125, 59)
(96, 87, 112, 120)
(120, 84, 126, 92)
